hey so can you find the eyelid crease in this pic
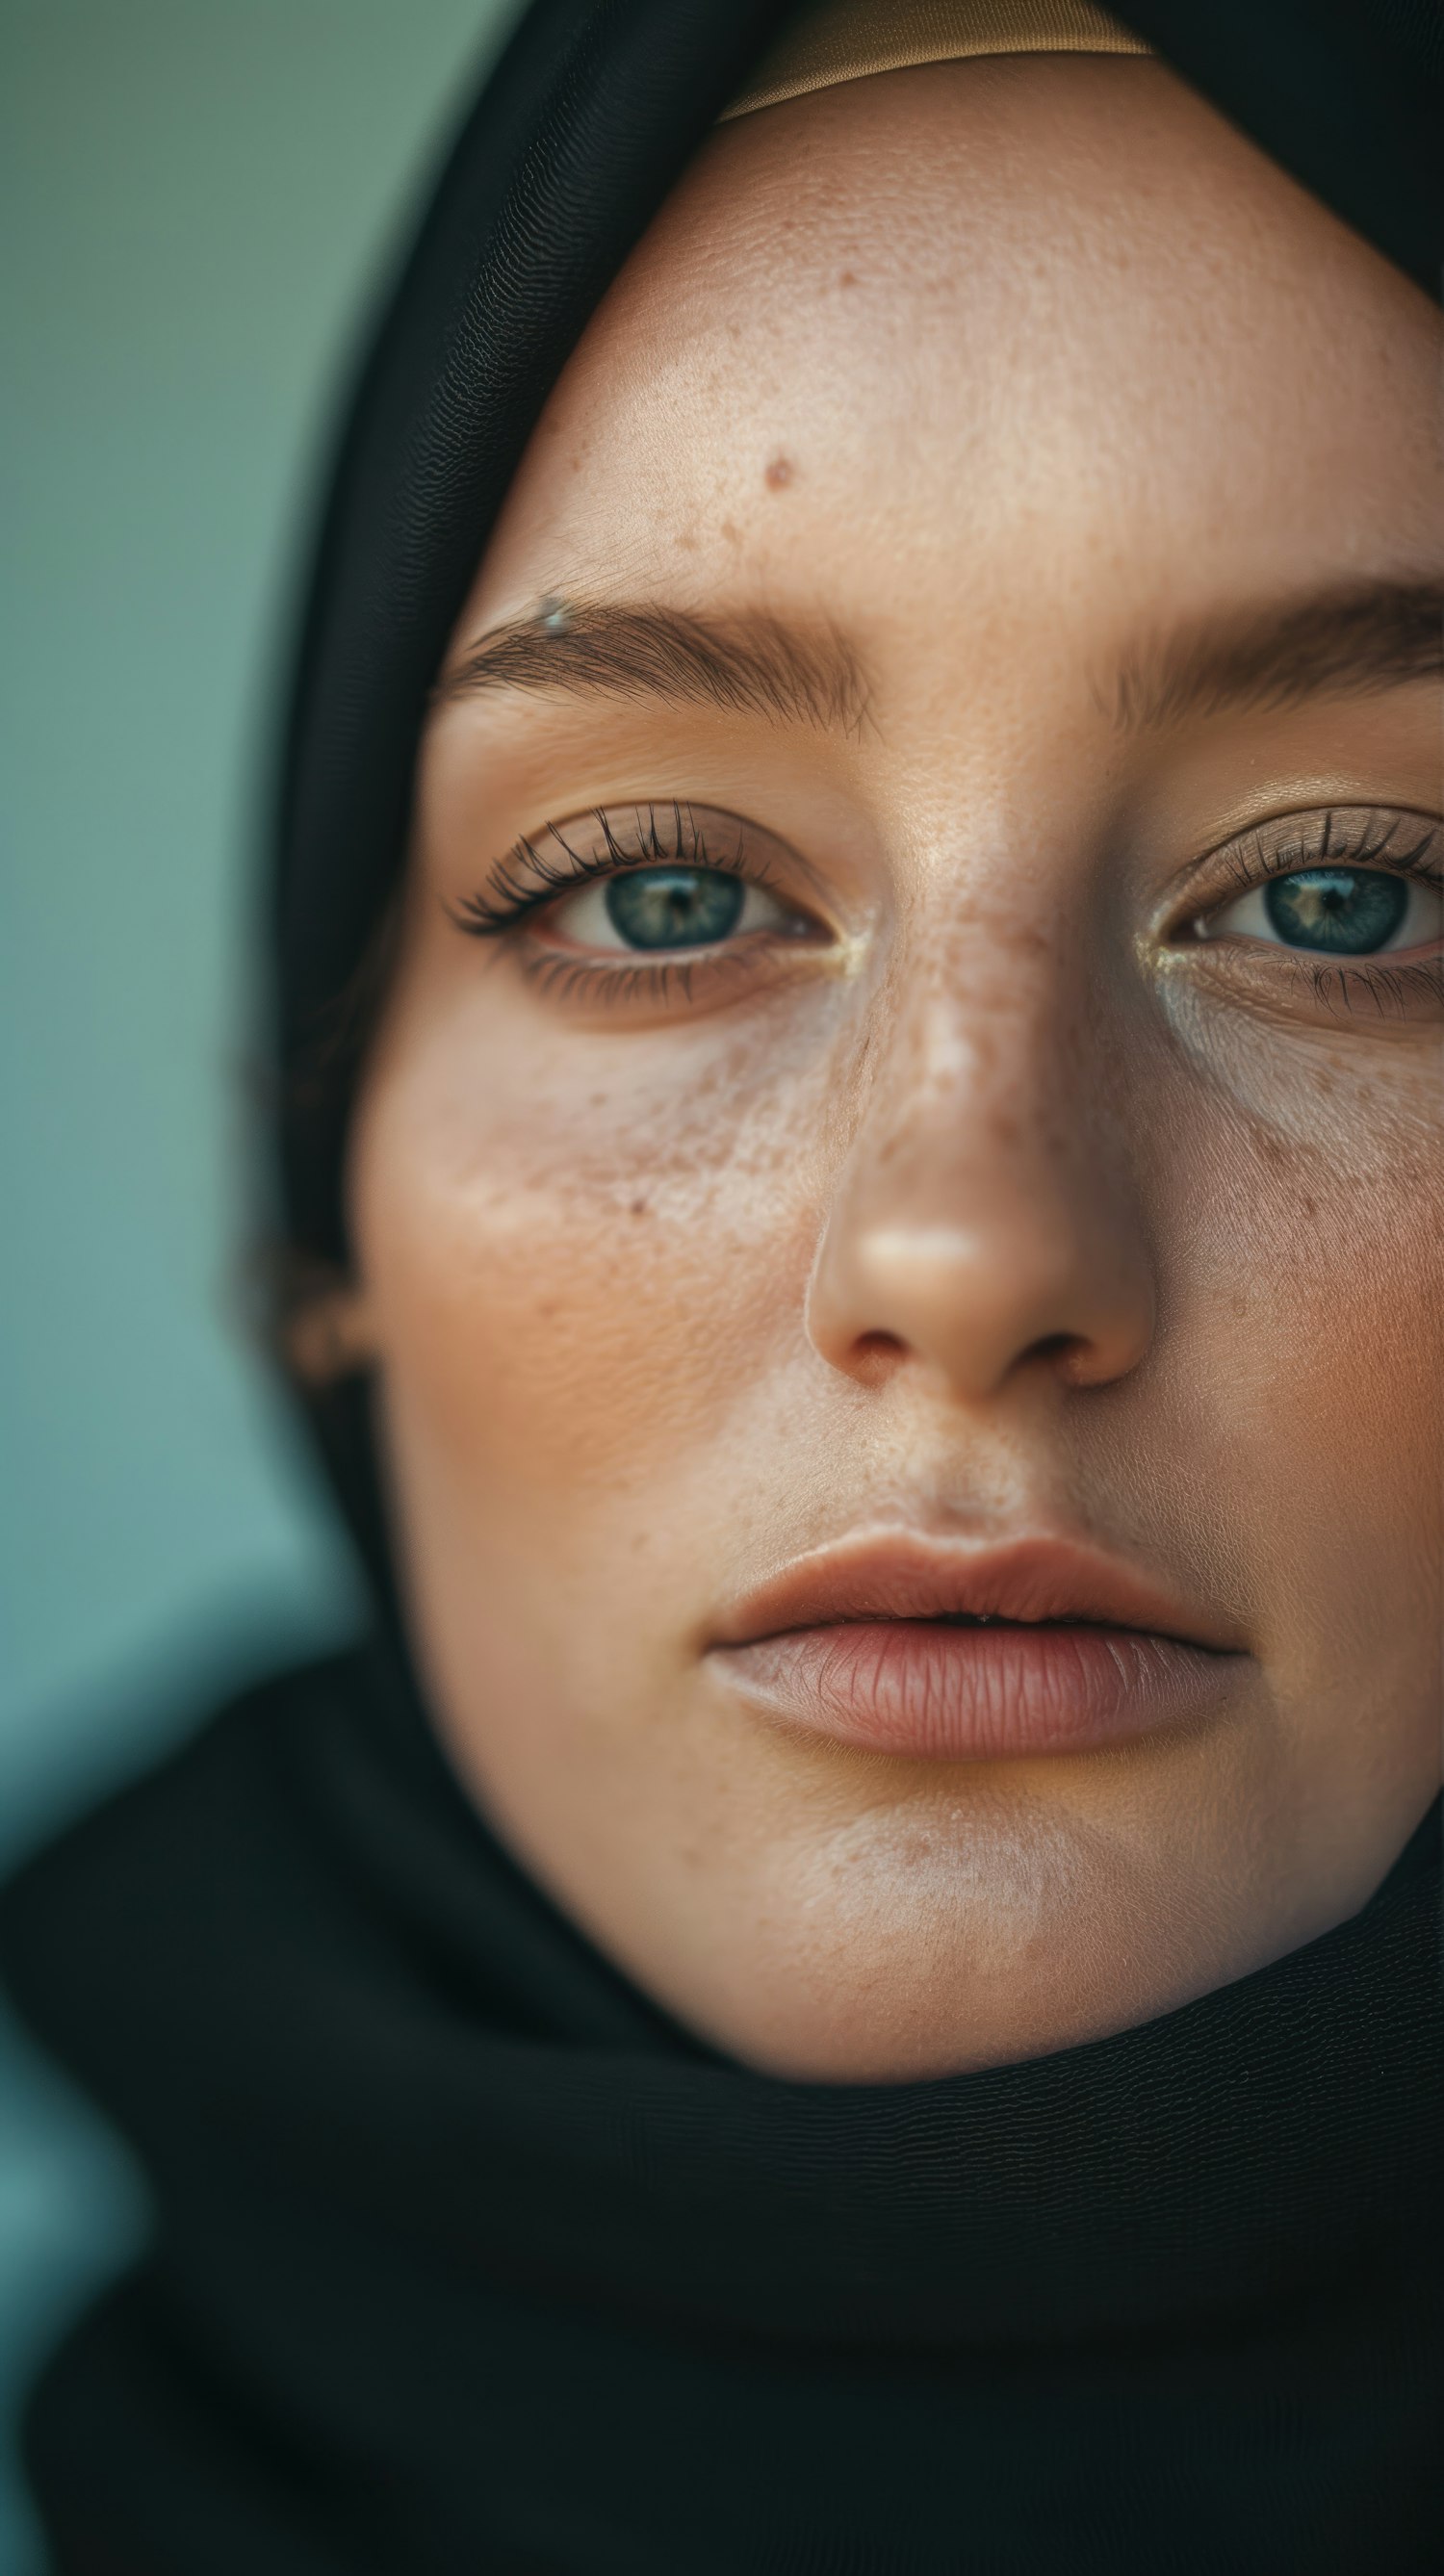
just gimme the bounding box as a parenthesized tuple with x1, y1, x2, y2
(1217, 809, 1441, 900)
(454, 799, 1442, 1012)
(1159, 804, 1443, 932)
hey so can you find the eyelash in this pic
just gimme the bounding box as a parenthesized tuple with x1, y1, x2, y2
(1195, 806, 1441, 906)
(1178, 805, 1443, 1016)
(451, 803, 812, 1009)
(452, 802, 766, 938)
(449, 799, 1443, 1018)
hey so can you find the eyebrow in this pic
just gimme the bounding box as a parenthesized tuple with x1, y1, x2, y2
(435, 601, 873, 737)
(1110, 579, 1443, 733)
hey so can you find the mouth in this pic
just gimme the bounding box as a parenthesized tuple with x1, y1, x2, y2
(709, 1534, 1247, 1762)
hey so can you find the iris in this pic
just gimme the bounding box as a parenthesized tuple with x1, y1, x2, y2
(605, 867, 746, 950)
(1264, 868, 1406, 954)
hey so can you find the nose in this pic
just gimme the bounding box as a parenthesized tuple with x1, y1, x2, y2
(806, 984, 1155, 1405)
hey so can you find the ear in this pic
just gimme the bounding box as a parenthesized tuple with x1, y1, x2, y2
(283, 1280, 381, 1387)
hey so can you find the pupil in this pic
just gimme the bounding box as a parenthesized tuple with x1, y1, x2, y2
(605, 867, 746, 951)
(1263, 868, 1406, 956)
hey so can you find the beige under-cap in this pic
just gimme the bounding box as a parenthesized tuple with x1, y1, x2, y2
(722, 0, 1148, 120)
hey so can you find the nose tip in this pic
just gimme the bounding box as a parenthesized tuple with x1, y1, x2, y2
(807, 1206, 1154, 1404)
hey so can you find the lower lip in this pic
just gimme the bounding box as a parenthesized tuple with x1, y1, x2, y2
(715, 1620, 1234, 1760)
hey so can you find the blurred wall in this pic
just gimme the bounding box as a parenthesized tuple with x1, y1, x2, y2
(0, 7, 515, 2563)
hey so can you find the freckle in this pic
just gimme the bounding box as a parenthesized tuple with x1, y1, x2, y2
(720, 518, 740, 546)
(764, 453, 795, 491)
(676, 529, 698, 552)
(838, 270, 859, 288)
(630, 1197, 650, 1217)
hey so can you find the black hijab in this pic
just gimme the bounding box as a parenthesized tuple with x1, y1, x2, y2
(3, 7, 1441, 2571)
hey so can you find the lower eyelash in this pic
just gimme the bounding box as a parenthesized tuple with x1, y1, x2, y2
(1281, 954, 1443, 1018)
(518, 945, 762, 1009)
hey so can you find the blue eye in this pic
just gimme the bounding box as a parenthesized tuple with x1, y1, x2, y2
(603, 867, 745, 950)
(1200, 864, 1439, 957)
(550, 863, 798, 954)
(1263, 868, 1405, 954)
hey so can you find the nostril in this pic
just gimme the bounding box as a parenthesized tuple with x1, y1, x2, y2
(1030, 1328, 1124, 1389)
(846, 1327, 908, 1380)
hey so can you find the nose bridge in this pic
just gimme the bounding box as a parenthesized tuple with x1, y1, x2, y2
(859, 937, 1088, 1210)
(808, 932, 1153, 1402)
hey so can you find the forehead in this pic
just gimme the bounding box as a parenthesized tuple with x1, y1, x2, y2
(470, 57, 1439, 635)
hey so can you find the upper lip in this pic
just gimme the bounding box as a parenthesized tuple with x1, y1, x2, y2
(712, 1533, 1241, 1653)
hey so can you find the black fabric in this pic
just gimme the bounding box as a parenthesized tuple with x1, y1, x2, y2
(275, 0, 787, 1274)
(6, 5, 1442, 2568)
(2, 1644, 1439, 2575)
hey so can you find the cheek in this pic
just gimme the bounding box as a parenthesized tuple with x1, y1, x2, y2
(1167, 1032, 1444, 1688)
(348, 982, 832, 1524)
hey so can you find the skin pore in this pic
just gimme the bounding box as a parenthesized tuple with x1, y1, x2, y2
(334, 57, 1442, 2080)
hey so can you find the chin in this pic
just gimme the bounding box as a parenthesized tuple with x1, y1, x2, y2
(680, 1798, 1198, 2083)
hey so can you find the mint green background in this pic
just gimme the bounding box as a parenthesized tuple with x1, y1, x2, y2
(0, 7, 513, 2562)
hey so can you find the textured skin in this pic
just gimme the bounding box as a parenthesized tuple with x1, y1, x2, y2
(269, 0, 1444, 1275)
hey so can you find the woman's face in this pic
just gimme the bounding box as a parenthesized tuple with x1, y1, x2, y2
(347, 58, 1442, 2078)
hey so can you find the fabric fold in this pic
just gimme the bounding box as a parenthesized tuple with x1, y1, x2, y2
(2, 1648, 1437, 2569)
